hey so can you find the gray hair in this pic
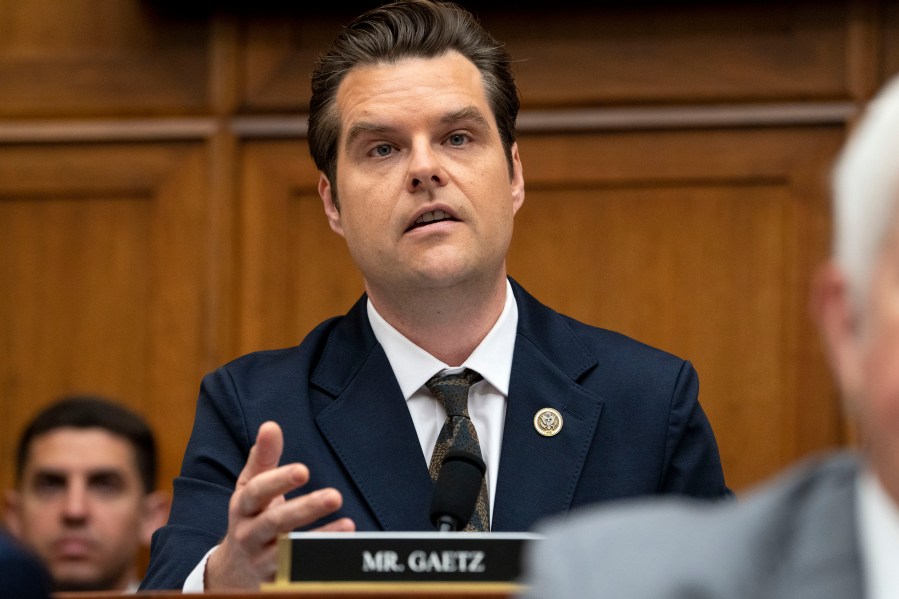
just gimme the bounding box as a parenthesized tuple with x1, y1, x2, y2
(832, 75, 899, 308)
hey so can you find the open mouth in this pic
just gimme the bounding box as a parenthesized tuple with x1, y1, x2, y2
(407, 209, 458, 232)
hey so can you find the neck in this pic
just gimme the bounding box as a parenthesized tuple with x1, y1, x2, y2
(367, 273, 508, 366)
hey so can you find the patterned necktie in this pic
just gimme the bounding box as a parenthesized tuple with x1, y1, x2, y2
(426, 368, 490, 532)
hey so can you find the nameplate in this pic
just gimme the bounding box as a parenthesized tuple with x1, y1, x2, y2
(265, 531, 541, 590)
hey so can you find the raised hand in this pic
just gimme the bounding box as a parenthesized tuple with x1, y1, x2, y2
(205, 421, 355, 589)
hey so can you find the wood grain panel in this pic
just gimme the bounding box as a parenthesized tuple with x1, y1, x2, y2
(0, 0, 882, 514)
(489, 2, 852, 107)
(510, 127, 845, 490)
(883, 1, 899, 84)
(238, 141, 363, 355)
(239, 1, 854, 112)
(0, 143, 210, 496)
(0, 0, 210, 116)
(240, 15, 356, 112)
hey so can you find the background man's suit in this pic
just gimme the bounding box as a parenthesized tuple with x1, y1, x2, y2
(0, 531, 52, 599)
(522, 452, 863, 599)
(141, 278, 727, 589)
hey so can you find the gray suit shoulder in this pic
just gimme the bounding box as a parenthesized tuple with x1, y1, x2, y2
(522, 451, 863, 599)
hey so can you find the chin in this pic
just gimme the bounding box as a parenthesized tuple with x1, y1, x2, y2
(54, 578, 105, 593)
(52, 566, 107, 592)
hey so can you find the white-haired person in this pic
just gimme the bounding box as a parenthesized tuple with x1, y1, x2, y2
(520, 73, 899, 599)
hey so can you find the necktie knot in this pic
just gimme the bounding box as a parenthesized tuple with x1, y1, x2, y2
(426, 369, 483, 417)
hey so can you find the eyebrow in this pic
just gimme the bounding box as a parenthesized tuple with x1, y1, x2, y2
(344, 121, 391, 150)
(343, 105, 492, 150)
(31, 467, 127, 480)
(443, 106, 491, 129)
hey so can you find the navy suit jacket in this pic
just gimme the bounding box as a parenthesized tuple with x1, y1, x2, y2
(141, 278, 728, 589)
(0, 532, 52, 599)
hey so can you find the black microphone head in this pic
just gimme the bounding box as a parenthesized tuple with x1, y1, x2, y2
(429, 448, 486, 531)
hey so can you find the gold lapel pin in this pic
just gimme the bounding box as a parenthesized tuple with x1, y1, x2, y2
(534, 407, 563, 437)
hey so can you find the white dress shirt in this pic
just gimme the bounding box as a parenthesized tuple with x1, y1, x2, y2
(366, 277, 517, 522)
(857, 467, 899, 599)
(182, 280, 518, 591)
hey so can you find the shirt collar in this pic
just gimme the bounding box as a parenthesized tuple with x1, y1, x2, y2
(857, 465, 899, 599)
(367, 279, 518, 399)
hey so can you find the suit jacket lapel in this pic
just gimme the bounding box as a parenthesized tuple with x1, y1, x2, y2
(311, 296, 434, 531)
(492, 280, 604, 531)
(308, 281, 607, 533)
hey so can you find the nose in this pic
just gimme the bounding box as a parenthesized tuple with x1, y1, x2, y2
(61, 481, 88, 524)
(405, 139, 447, 194)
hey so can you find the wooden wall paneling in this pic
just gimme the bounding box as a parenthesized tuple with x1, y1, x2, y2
(205, 14, 242, 368)
(0, 0, 211, 117)
(485, 2, 852, 107)
(845, 0, 883, 100)
(508, 127, 845, 491)
(882, 0, 899, 84)
(240, 14, 355, 112)
(0, 0, 881, 518)
(237, 140, 363, 356)
(0, 142, 210, 497)
(238, 2, 855, 113)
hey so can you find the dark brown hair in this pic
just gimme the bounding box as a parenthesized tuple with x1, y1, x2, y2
(16, 396, 158, 494)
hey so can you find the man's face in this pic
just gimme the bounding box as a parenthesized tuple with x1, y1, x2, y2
(5, 428, 152, 591)
(822, 220, 899, 500)
(319, 51, 525, 298)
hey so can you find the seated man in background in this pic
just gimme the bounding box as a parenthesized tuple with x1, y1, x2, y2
(520, 73, 899, 598)
(4, 396, 169, 593)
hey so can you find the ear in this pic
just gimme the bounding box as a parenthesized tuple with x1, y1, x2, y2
(3, 489, 23, 537)
(810, 261, 865, 402)
(509, 142, 525, 215)
(319, 172, 345, 237)
(138, 491, 170, 546)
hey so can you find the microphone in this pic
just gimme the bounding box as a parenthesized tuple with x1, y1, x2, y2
(429, 448, 486, 532)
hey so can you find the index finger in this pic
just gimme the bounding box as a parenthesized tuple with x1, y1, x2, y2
(237, 421, 284, 489)
(236, 463, 310, 517)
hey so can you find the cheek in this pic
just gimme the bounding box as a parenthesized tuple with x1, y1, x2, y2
(859, 329, 899, 431)
(98, 498, 144, 524)
(16, 502, 59, 548)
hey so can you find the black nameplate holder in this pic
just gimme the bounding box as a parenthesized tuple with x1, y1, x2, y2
(264, 531, 542, 592)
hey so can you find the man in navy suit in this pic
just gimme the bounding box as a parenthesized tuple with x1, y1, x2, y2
(0, 530, 52, 598)
(141, 0, 729, 591)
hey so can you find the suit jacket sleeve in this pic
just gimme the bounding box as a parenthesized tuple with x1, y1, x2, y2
(140, 365, 253, 590)
(659, 359, 730, 497)
(0, 534, 53, 599)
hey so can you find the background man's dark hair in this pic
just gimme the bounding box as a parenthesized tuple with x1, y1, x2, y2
(307, 0, 520, 209)
(15, 396, 157, 494)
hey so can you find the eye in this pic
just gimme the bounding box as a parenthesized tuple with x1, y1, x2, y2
(370, 144, 393, 157)
(446, 133, 469, 147)
(89, 472, 126, 496)
(31, 473, 66, 497)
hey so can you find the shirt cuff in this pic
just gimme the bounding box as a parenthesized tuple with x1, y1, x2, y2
(182, 545, 218, 593)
